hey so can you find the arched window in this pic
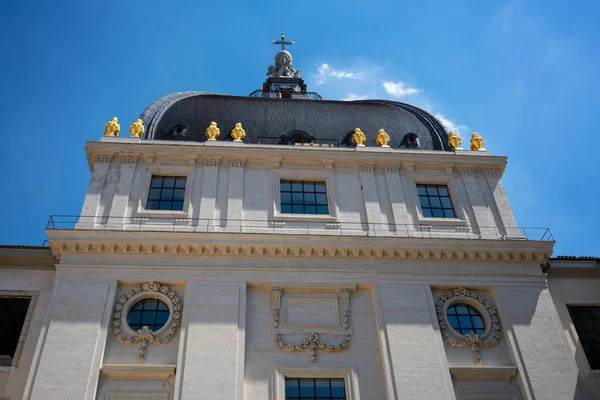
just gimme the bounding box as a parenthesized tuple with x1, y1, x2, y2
(285, 130, 314, 145)
(404, 132, 420, 149)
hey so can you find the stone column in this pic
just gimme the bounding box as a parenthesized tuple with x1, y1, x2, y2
(174, 283, 246, 400)
(226, 159, 246, 232)
(197, 158, 221, 232)
(77, 154, 112, 228)
(495, 286, 583, 400)
(383, 165, 410, 235)
(460, 167, 498, 239)
(358, 164, 382, 234)
(106, 154, 139, 229)
(25, 281, 116, 400)
(374, 284, 455, 400)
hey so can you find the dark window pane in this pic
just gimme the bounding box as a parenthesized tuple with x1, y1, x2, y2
(291, 182, 303, 192)
(317, 206, 328, 215)
(315, 182, 326, 193)
(175, 178, 187, 188)
(281, 204, 292, 213)
(417, 186, 427, 195)
(157, 301, 168, 311)
(285, 379, 299, 397)
(161, 189, 174, 201)
(292, 205, 304, 214)
(437, 186, 449, 196)
(146, 200, 160, 210)
(331, 379, 346, 398)
(432, 208, 444, 218)
(159, 201, 172, 210)
(281, 181, 291, 192)
(419, 197, 430, 208)
(304, 193, 316, 204)
(305, 205, 317, 214)
(128, 310, 142, 325)
(316, 194, 327, 205)
(292, 193, 303, 203)
(172, 201, 184, 211)
(472, 316, 484, 329)
(143, 299, 158, 309)
(441, 197, 453, 208)
(456, 306, 469, 314)
(281, 193, 292, 204)
(299, 379, 315, 397)
(142, 312, 155, 326)
(155, 311, 169, 326)
(173, 189, 186, 201)
(148, 188, 162, 200)
(315, 379, 330, 396)
(150, 176, 163, 187)
(163, 177, 176, 188)
(447, 315, 459, 328)
(429, 197, 442, 208)
(426, 186, 438, 196)
(132, 301, 144, 311)
(303, 182, 314, 192)
(422, 208, 433, 218)
(444, 209, 456, 218)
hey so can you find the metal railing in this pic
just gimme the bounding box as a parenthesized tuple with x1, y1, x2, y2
(256, 137, 340, 147)
(46, 215, 554, 241)
(248, 90, 323, 100)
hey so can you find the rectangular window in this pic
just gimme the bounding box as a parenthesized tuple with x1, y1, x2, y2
(0, 297, 31, 366)
(285, 378, 346, 400)
(417, 184, 456, 218)
(568, 305, 600, 369)
(280, 180, 328, 215)
(146, 175, 186, 211)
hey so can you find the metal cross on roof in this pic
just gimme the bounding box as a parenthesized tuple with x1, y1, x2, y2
(271, 32, 295, 51)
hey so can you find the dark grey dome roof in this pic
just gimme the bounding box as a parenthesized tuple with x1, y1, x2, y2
(139, 92, 452, 151)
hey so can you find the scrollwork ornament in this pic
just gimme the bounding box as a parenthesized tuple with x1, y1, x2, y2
(112, 281, 183, 364)
(435, 287, 501, 366)
(274, 333, 352, 362)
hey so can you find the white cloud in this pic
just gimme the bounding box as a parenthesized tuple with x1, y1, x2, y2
(434, 113, 469, 135)
(315, 63, 361, 85)
(382, 80, 419, 97)
(342, 93, 370, 101)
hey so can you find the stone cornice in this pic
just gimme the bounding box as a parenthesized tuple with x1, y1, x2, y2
(85, 140, 507, 176)
(46, 229, 553, 264)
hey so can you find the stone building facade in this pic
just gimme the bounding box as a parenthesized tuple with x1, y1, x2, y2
(1, 43, 599, 400)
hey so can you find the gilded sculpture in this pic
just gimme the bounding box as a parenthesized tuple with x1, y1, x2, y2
(447, 131, 462, 150)
(352, 128, 366, 147)
(205, 121, 220, 141)
(376, 129, 390, 147)
(470, 132, 485, 151)
(104, 117, 120, 137)
(129, 119, 145, 138)
(231, 123, 246, 142)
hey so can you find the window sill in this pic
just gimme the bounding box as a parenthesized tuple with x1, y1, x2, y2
(134, 209, 190, 219)
(272, 213, 338, 222)
(415, 216, 468, 227)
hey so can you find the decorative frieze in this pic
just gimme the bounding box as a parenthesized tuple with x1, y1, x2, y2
(359, 164, 376, 172)
(270, 157, 283, 168)
(485, 168, 500, 177)
(383, 165, 401, 173)
(229, 159, 247, 168)
(274, 333, 352, 362)
(120, 155, 140, 164)
(203, 158, 221, 167)
(460, 167, 477, 177)
(144, 153, 156, 164)
(401, 162, 415, 175)
(95, 154, 114, 163)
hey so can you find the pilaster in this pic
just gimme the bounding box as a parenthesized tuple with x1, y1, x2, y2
(226, 159, 246, 232)
(483, 169, 522, 238)
(382, 165, 409, 232)
(460, 167, 498, 239)
(77, 154, 112, 228)
(358, 164, 382, 232)
(106, 155, 139, 228)
(197, 158, 221, 231)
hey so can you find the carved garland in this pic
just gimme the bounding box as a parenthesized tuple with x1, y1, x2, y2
(112, 281, 183, 364)
(436, 287, 501, 366)
(270, 288, 352, 362)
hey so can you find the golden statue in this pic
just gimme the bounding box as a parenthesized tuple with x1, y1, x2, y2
(205, 121, 220, 141)
(104, 117, 120, 137)
(470, 132, 485, 151)
(447, 131, 462, 150)
(231, 122, 246, 142)
(352, 127, 366, 147)
(376, 129, 390, 147)
(129, 119, 145, 138)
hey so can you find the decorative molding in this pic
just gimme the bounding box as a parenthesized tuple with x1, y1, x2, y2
(460, 167, 477, 177)
(112, 281, 183, 364)
(445, 165, 455, 175)
(323, 159, 335, 171)
(203, 158, 221, 167)
(270, 287, 282, 328)
(144, 153, 156, 164)
(338, 289, 351, 330)
(187, 157, 197, 166)
(50, 239, 552, 264)
(485, 168, 500, 177)
(229, 159, 247, 168)
(382, 165, 401, 173)
(120, 155, 140, 164)
(401, 162, 415, 175)
(358, 164, 376, 172)
(270, 157, 283, 168)
(436, 287, 501, 366)
(95, 154, 114, 164)
(101, 364, 176, 380)
(274, 333, 352, 362)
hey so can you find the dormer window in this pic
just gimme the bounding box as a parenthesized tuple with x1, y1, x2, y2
(405, 133, 420, 149)
(286, 130, 314, 146)
(173, 124, 188, 138)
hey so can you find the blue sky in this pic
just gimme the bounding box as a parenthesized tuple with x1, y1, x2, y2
(0, 0, 598, 256)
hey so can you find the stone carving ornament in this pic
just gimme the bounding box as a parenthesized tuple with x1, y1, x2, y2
(436, 287, 501, 366)
(267, 50, 301, 78)
(112, 281, 183, 364)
